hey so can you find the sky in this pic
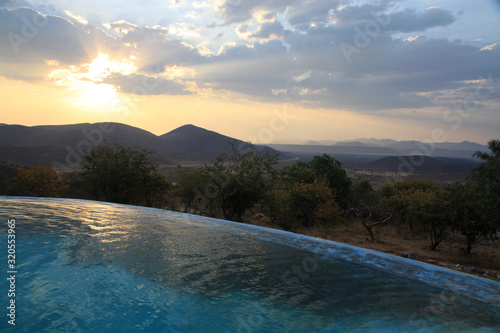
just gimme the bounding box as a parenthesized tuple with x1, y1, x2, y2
(0, 0, 499, 145)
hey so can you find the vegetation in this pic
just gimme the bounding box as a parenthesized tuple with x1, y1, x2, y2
(2, 138, 499, 266)
(283, 154, 351, 204)
(188, 144, 278, 221)
(80, 143, 171, 206)
(471, 139, 500, 237)
(347, 179, 392, 240)
(13, 165, 69, 197)
(381, 179, 437, 234)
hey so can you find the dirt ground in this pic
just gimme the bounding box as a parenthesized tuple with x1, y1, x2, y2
(248, 215, 500, 282)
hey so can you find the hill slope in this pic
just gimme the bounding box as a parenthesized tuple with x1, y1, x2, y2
(160, 124, 288, 161)
(0, 123, 290, 169)
(363, 155, 478, 175)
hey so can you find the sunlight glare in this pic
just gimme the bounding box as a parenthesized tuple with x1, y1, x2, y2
(77, 83, 121, 110)
(86, 53, 136, 81)
(49, 53, 137, 111)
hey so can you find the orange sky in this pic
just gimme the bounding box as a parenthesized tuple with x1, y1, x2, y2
(1, 2, 499, 145)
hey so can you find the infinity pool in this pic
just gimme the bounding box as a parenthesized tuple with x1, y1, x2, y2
(1, 197, 499, 332)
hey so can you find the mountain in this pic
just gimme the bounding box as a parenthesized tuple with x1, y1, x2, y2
(385, 140, 487, 159)
(305, 139, 338, 145)
(270, 139, 488, 161)
(159, 124, 287, 161)
(0, 123, 176, 169)
(363, 156, 478, 175)
(343, 138, 398, 146)
(0, 123, 290, 169)
(333, 141, 367, 147)
(434, 141, 487, 151)
(267, 143, 400, 157)
(0, 123, 164, 151)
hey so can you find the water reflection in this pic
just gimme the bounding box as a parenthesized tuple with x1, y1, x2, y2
(1, 197, 499, 332)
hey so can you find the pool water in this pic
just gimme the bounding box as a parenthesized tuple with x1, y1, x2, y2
(1, 197, 499, 332)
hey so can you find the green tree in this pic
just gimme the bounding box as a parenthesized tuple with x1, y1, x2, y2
(350, 178, 374, 205)
(177, 168, 213, 213)
(289, 179, 342, 228)
(444, 182, 496, 255)
(406, 187, 447, 250)
(13, 165, 69, 197)
(263, 189, 296, 230)
(348, 179, 392, 241)
(143, 171, 172, 208)
(203, 143, 280, 221)
(80, 143, 170, 206)
(381, 179, 437, 234)
(471, 139, 500, 233)
(284, 154, 351, 203)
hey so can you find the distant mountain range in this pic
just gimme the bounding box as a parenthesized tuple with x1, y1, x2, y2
(0, 123, 288, 170)
(362, 156, 478, 175)
(269, 139, 488, 160)
(0, 123, 489, 176)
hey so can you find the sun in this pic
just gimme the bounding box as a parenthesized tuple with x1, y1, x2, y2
(86, 53, 136, 80)
(77, 82, 121, 110)
(49, 53, 137, 111)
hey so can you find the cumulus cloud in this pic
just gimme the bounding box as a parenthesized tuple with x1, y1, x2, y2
(214, 0, 296, 24)
(286, 0, 341, 25)
(105, 21, 207, 73)
(0, 1, 498, 116)
(480, 43, 500, 51)
(385, 7, 456, 33)
(251, 21, 287, 39)
(334, 4, 455, 32)
(0, 8, 126, 80)
(102, 72, 194, 95)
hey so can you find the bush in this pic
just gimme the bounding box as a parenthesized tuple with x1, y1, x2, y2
(13, 165, 69, 197)
(284, 154, 351, 204)
(80, 143, 170, 206)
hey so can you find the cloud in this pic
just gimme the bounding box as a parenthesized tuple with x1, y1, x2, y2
(251, 21, 287, 39)
(334, 4, 455, 33)
(286, 0, 341, 25)
(196, 40, 292, 98)
(0, 8, 126, 80)
(385, 7, 456, 33)
(480, 43, 500, 51)
(108, 22, 207, 72)
(0, 1, 498, 118)
(214, 0, 296, 24)
(102, 72, 194, 95)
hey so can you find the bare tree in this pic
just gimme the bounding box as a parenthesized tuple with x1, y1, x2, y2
(348, 204, 392, 241)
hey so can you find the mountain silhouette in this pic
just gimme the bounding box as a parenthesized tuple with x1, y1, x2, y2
(0, 122, 289, 169)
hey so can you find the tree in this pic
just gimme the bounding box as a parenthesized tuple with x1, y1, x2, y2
(80, 143, 170, 206)
(471, 139, 500, 234)
(444, 183, 496, 255)
(381, 179, 437, 234)
(177, 168, 213, 213)
(263, 189, 296, 230)
(203, 142, 280, 221)
(289, 179, 342, 228)
(284, 154, 351, 203)
(348, 204, 392, 241)
(143, 171, 172, 208)
(406, 188, 447, 250)
(348, 179, 392, 241)
(13, 165, 69, 197)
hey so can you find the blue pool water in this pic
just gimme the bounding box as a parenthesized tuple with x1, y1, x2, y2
(1, 197, 499, 332)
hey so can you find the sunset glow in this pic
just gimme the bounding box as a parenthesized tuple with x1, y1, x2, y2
(0, 1, 499, 143)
